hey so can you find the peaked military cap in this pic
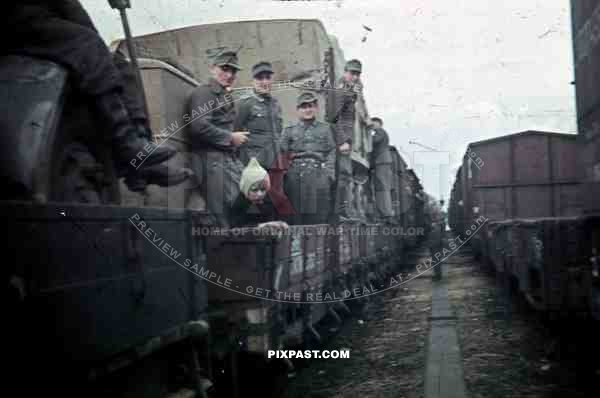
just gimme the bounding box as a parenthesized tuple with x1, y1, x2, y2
(252, 61, 273, 77)
(297, 91, 318, 106)
(206, 46, 242, 70)
(344, 59, 362, 73)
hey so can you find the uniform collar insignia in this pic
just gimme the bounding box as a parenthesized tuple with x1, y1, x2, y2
(299, 118, 317, 129)
(208, 78, 225, 95)
(252, 89, 272, 102)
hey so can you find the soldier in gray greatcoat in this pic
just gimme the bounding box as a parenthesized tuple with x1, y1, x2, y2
(188, 47, 252, 227)
(328, 59, 362, 221)
(370, 117, 394, 221)
(281, 92, 336, 225)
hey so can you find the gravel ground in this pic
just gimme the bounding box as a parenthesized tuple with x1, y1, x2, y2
(287, 249, 433, 398)
(288, 240, 600, 398)
(446, 245, 600, 398)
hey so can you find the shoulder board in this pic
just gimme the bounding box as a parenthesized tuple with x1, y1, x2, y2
(236, 91, 255, 101)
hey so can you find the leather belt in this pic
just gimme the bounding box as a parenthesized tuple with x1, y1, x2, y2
(295, 158, 325, 169)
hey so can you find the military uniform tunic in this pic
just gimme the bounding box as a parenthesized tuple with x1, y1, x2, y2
(328, 77, 358, 219)
(234, 91, 283, 169)
(280, 119, 336, 225)
(188, 78, 245, 227)
(370, 127, 394, 219)
(329, 77, 358, 146)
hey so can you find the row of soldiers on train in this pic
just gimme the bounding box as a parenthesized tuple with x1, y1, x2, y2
(5, 1, 394, 228)
(189, 47, 396, 228)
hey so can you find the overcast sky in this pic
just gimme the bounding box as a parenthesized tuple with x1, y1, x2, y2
(82, 0, 577, 202)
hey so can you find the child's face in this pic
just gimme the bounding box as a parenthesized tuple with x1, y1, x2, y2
(246, 182, 266, 203)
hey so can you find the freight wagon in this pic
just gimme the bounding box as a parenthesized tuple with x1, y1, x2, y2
(452, 130, 582, 260)
(571, 0, 600, 319)
(447, 129, 597, 317)
(449, 0, 600, 319)
(1, 14, 430, 398)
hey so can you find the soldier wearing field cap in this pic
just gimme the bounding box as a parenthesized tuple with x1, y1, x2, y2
(281, 92, 336, 225)
(188, 47, 256, 226)
(234, 61, 283, 169)
(329, 59, 362, 222)
(234, 61, 287, 220)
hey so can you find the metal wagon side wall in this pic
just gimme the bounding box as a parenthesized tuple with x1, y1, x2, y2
(571, 0, 600, 214)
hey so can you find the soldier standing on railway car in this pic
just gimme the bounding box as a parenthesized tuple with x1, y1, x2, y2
(281, 92, 336, 225)
(187, 47, 256, 226)
(234, 61, 283, 168)
(369, 117, 394, 222)
(328, 59, 362, 222)
(233, 61, 286, 218)
(4, 0, 191, 191)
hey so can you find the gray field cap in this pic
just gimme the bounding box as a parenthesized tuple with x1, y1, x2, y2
(297, 91, 318, 106)
(252, 61, 273, 77)
(344, 59, 362, 73)
(207, 47, 242, 70)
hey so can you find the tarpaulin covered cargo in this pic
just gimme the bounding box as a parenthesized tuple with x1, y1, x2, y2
(111, 19, 374, 169)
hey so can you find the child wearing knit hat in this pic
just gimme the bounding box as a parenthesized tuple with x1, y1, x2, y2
(231, 158, 288, 231)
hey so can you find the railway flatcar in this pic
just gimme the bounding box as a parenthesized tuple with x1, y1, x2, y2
(1, 10, 434, 398)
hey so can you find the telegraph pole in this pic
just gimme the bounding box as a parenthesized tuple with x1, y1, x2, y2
(409, 140, 446, 205)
